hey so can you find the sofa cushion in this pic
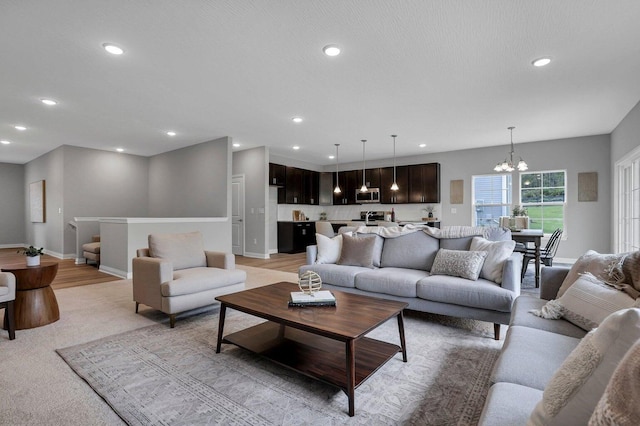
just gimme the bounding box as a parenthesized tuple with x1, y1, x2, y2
(490, 325, 581, 390)
(82, 241, 101, 254)
(439, 236, 475, 251)
(161, 267, 246, 297)
(470, 237, 515, 284)
(149, 231, 206, 270)
(337, 234, 376, 268)
(315, 233, 344, 264)
(298, 264, 369, 289)
(355, 268, 428, 298)
(380, 231, 439, 271)
(528, 308, 640, 426)
(417, 275, 514, 312)
(478, 382, 543, 426)
(531, 273, 637, 331)
(509, 296, 587, 338)
(430, 249, 488, 281)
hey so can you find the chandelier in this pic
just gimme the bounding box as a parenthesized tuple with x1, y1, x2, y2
(493, 126, 528, 172)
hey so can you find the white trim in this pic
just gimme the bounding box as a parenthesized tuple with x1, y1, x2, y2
(99, 217, 229, 224)
(614, 144, 640, 253)
(554, 257, 577, 265)
(243, 251, 270, 259)
(73, 217, 101, 222)
(99, 265, 129, 279)
(269, 249, 278, 254)
(0, 243, 23, 249)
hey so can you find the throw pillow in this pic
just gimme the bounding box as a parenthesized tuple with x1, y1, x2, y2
(528, 308, 640, 426)
(315, 233, 345, 264)
(558, 250, 640, 298)
(470, 236, 516, 284)
(530, 273, 637, 330)
(589, 340, 640, 426)
(148, 231, 206, 270)
(430, 248, 488, 281)
(337, 234, 376, 268)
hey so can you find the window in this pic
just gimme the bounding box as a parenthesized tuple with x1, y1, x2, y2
(615, 147, 640, 253)
(520, 170, 566, 234)
(472, 174, 512, 227)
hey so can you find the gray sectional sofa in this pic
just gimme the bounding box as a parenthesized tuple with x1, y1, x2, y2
(299, 227, 522, 340)
(479, 265, 640, 425)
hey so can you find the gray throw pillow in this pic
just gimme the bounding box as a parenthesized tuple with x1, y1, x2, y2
(337, 234, 376, 268)
(430, 248, 488, 281)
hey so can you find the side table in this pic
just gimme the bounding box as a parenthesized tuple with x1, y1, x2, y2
(1, 261, 59, 330)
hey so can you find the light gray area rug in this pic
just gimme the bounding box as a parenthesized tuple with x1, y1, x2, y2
(57, 308, 501, 425)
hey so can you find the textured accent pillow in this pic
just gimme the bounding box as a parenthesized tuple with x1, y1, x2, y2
(337, 234, 376, 268)
(528, 308, 640, 426)
(558, 250, 640, 298)
(148, 231, 206, 270)
(430, 249, 488, 281)
(315, 233, 344, 264)
(470, 236, 516, 284)
(530, 273, 637, 330)
(589, 340, 640, 426)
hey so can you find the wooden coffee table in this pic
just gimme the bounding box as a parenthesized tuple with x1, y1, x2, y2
(215, 281, 408, 417)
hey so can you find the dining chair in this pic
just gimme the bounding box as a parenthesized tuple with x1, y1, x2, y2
(520, 228, 563, 281)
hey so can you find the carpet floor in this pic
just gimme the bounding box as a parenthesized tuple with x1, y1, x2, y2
(57, 307, 501, 425)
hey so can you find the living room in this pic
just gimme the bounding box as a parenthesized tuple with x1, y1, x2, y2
(2, 1, 640, 424)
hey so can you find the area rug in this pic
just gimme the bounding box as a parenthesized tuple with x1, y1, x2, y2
(57, 308, 502, 425)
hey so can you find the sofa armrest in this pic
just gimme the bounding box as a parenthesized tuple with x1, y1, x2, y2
(500, 253, 522, 296)
(137, 248, 150, 257)
(306, 245, 317, 265)
(205, 251, 235, 269)
(0, 272, 16, 299)
(540, 266, 571, 300)
(132, 257, 173, 310)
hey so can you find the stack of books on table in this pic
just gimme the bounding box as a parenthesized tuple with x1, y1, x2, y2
(289, 290, 336, 307)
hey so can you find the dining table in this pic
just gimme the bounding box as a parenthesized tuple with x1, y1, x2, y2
(510, 229, 544, 287)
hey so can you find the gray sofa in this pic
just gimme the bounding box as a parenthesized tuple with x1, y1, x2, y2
(479, 265, 640, 425)
(299, 228, 522, 340)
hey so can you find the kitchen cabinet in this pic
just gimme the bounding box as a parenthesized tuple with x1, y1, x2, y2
(277, 221, 316, 254)
(302, 170, 319, 205)
(285, 166, 303, 204)
(356, 168, 381, 189)
(380, 166, 409, 204)
(268, 163, 286, 186)
(408, 163, 441, 203)
(333, 170, 358, 205)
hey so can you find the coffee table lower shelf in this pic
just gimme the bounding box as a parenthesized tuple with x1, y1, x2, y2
(222, 321, 402, 396)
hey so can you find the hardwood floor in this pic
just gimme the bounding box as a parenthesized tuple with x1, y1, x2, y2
(0, 248, 118, 290)
(235, 252, 306, 274)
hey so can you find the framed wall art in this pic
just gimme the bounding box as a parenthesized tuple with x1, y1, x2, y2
(30, 180, 46, 222)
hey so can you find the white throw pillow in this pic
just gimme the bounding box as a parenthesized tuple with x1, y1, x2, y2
(530, 273, 637, 331)
(430, 248, 488, 281)
(528, 308, 640, 426)
(470, 236, 515, 283)
(315, 233, 347, 264)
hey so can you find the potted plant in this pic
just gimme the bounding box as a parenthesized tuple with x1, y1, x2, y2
(512, 205, 528, 217)
(422, 206, 435, 220)
(19, 245, 44, 266)
(509, 205, 529, 230)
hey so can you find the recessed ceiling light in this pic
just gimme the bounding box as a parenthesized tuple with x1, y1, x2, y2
(116, 148, 124, 152)
(166, 131, 176, 136)
(419, 143, 427, 148)
(1, 140, 10, 145)
(532, 57, 551, 67)
(292, 146, 300, 150)
(292, 117, 303, 123)
(233, 143, 240, 148)
(103, 43, 124, 55)
(14, 125, 26, 131)
(328, 155, 335, 159)
(41, 99, 57, 106)
(323, 44, 341, 56)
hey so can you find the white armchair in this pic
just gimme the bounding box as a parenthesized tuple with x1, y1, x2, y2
(0, 272, 16, 340)
(132, 231, 246, 328)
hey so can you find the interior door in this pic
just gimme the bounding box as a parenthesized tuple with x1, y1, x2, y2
(231, 175, 244, 256)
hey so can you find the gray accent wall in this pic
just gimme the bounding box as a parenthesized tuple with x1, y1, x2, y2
(0, 162, 25, 246)
(148, 137, 230, 217)
(611, 99, 640, 164)
(232, 147, 269, 257)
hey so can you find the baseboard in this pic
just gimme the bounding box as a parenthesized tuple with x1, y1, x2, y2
(269, 249, 278, 254)
(99, 265, 130, 279)
(0, 243, 23, 249)
(243, 251, 270, 259)
(554, 257, 577, 265)
(44, 249, 64, 259)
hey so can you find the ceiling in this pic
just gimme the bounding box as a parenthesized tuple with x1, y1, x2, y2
(2, 1, 640, 166)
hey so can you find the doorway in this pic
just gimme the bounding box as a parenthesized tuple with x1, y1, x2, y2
(231, 175, 245, 255)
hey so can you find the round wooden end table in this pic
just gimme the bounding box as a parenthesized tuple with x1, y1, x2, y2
(1, 261, 59, 330)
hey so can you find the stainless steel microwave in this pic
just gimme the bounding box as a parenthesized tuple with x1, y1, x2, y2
(355, 188, 380, 203)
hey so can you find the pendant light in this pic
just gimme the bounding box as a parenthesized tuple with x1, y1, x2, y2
(390, 135, 399, 191)
(333, 144, 341, 193)
(493, 126, 528, 172)
(360, 139, 368, 192)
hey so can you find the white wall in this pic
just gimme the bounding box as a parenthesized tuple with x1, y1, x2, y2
(611, 99, 640, 164)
